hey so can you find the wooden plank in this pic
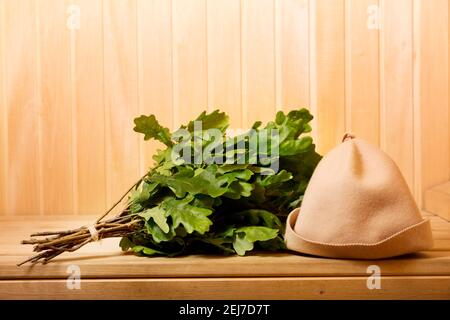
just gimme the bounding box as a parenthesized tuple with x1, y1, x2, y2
(39, 0, 74, 215)
(380, 0, 414, 192)
(430, 240, 450, 251)
(172, 0, 207, 126)
(310, 0, 346, 154)
(415, 0, 449, 202)
(425, 182, 450, 220)
(345, 0, 380, 145)
(241, 0, 276, 126)
(2, 250, 450, 279)
(137, 0, 173, 172)
(413, 0, 422, 205)
(0, 214, 94, 222)
(0, 215, 449, 280)
(275, 0, 310, 112)
(1, 276, 449, 300)
(103, 0, 140, 206)
(73, 0, 106, 215)
(4, 0, 41, 215)
(428, 214, 450, 231)
(0, 0, 6, 215)
(433, 182, 450, 193)
(207, 0, 241, 128)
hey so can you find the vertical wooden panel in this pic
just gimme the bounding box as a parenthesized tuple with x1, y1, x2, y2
(74, 0, 106, 215)
(0, 0, 6, 215)
(172, 0, 207, 126)
(413, 0, 422, 204)
(345, 0, 379, 145)
(275, 0, 310, 112)
(39, 0, 74, 215)
(4, 0, 41, 215)
(138, 0, 173, 172)
(380, 0, 414, 191)
(241, 0, 276, 126)
(103, 0, 140, 206)
(415, 0, 449, 202)
(311, 0, 346, 154)
(207, 0, 241, 128)
(0, 0, 449, 215)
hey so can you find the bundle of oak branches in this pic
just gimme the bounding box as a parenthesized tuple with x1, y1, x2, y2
(19, 108, 321, 265)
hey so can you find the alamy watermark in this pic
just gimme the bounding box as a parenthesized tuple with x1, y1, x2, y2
(66, 264, 81, 290)
(366, 265, 381, 290)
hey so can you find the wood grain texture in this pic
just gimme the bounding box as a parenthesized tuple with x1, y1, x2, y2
(1, 214, 449, 299)
(137, 0, 173, 172)
(2, 214, 449, 277)
(39, 0, 74, 215)
(74, 0, 106, 215)
(380, 0, 415, 192)
(4, 0, 41, 215)
(425, 182, 450, 220)
(1, 276, 450, 300)
(345, 0, 379, 145)
(172, 0, 207, 126)
(4, 250, 450, 279)
(311, 0, 346, 154)
(413, 0, 422, 204)
(103, 0, 140, 207)
(0, 0, 448, 216)
(0, 0, 6, 215)
(276, 0, 310, 111)
(416, 0, 449, 196)
(207, 0, 242, 128)
(241, 0, 276, 126)
(380, 0, 414, 191)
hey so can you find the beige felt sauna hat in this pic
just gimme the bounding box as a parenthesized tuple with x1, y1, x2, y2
(285, 135, 434, 259)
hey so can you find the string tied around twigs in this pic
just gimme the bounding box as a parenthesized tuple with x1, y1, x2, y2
(86, 225, 99, 241)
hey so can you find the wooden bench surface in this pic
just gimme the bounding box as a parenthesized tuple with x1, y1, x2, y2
(0, 212, 449, 299)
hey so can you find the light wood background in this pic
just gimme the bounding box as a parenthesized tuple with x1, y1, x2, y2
(0, 0, 448, 216)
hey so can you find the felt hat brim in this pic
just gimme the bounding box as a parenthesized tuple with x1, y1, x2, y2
(285, 208, 434, 260)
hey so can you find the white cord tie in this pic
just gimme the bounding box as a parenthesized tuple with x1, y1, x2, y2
(87, 225, 99, 241)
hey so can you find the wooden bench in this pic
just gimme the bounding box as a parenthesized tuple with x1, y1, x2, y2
(0, 212, 449, 299)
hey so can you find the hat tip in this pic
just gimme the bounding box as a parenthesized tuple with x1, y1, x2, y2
(342, 133, 356, 142)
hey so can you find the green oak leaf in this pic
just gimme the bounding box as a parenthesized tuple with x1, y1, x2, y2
(138, 206, 170, 233)
(232, 234, 254, 256)
(162, 197, 213, 234)
(150, 167, 228, 198)
(232, 226, 279, 256)
(119, 237, 134, 251)
(129, 181, 158, 205)
(186, 110, 230, 133)
(145, 219, 176, 243)
(134, 114, 173, 146)
(279, 136, 313, 156)
(132, 245, 164, 256)
(223, 181, 254, 199)
(260, 170, 293, 187)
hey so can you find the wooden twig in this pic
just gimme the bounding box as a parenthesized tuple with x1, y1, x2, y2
(18, 213, 141, 266)
(19, 170, 148, 266)
(96, 173, 148, 223)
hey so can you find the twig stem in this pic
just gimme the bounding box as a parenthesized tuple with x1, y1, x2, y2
(96, 173, 148, 223)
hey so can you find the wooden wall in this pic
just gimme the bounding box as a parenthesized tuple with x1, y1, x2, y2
(0, 0, 448, 215)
